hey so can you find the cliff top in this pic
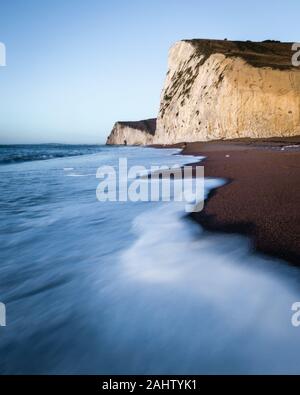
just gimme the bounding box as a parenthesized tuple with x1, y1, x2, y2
(116, 118, 156, 135)
(183, 39, 298, 70)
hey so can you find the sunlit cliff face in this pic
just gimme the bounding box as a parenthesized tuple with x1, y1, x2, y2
(154, 40, 300, 144)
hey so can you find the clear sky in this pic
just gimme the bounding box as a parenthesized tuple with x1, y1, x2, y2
(0, 0, 299, 144)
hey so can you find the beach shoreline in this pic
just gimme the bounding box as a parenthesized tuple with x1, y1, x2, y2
(156, 137, 300, 266)
(185, 138, 300, 265)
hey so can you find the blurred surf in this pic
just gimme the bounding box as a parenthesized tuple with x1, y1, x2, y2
(0, 145, 300, 374)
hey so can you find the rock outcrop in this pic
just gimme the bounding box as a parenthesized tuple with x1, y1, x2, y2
(106, 119, 156, 145)
(153, 39, 300, 144)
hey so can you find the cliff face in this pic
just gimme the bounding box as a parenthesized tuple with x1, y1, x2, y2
(106, 119, 156, 145)
(153, 39, 300, 144)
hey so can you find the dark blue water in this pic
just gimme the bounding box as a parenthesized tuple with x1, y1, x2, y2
(1, 144, 300, 374)
(0, 144, 105, 165)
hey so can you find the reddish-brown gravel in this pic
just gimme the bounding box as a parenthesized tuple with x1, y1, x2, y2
(181, 138, 300, 265)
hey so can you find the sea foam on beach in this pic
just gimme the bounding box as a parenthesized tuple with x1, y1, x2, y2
(116, 180, 300, 374)
(1, 145, 300, 374)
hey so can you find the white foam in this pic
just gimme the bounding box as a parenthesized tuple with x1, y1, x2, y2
(118, 178, 300, 373)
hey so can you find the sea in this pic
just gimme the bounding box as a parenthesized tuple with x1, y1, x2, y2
(0, 144, 300, 374)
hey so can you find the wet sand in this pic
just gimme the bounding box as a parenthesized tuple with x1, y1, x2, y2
(179, 137, 300, 265)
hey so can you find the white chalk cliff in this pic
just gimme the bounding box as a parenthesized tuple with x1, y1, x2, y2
(107, 39, 300, 145)
(106, 119, 156, 145)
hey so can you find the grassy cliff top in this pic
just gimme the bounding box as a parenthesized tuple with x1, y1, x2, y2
(183, 39, 298, 70)
(117, 118, 157, 135)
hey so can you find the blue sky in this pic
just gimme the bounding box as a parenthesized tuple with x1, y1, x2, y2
(0, 0, 299, 144)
